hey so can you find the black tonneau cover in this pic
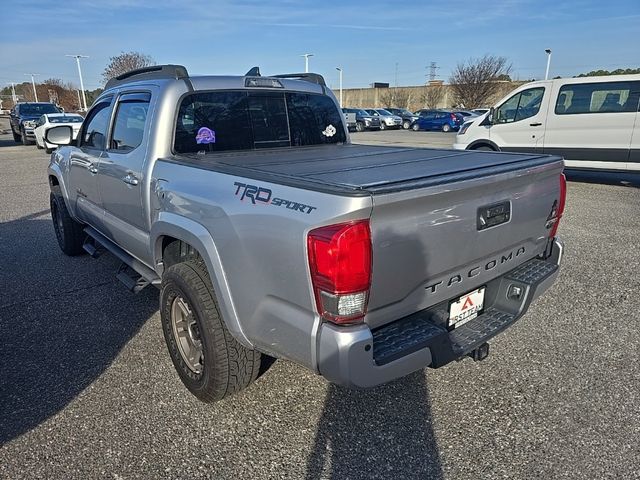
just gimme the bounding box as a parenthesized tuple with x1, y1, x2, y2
(169, 144, 560, 196)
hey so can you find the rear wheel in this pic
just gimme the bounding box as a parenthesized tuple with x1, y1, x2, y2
(50, 190, 86, 256)
(379, 122, 387, 131)
(403, 120, 411, 130)
(411, 123, 420, 131)
(355, 121, 365, 132)
(473, 145, 495, 151)
(442, 124, 451, 133)
(12, 129, 21, 143)
(160, 259, 262, 403)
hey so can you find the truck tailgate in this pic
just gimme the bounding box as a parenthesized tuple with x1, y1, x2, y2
(366, 156, 564, 329)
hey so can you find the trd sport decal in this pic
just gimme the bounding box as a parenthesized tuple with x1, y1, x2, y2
(233, 182, 317, 214)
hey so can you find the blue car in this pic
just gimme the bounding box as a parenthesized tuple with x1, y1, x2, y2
(411, 109, 464, 132)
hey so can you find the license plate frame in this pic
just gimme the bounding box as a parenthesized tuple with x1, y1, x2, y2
(448, 287, 485, 330)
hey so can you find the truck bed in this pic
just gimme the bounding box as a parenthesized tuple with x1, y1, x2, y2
(169, 144, 561, 195)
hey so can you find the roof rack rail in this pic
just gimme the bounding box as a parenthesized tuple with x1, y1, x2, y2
(105, 64, 189, 90)
(272, 73, 326, 86)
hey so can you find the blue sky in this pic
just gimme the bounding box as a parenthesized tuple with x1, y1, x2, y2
(1, 0, 639, 91)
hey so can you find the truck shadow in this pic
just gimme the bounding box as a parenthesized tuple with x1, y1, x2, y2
(0, 213, 157, 445)
(306, 229, 443, 479)
(305, 372, 444, 479)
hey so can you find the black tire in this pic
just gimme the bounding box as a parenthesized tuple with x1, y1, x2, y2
(411, 123, 420, 131)
(442, 124, 451, 133)
(45, 147, 54, 154)
(50, 190, 86, 256)
(402, 120, 411, 130)
(379, 122, 387, 131)
(160, 260, 262, 403)
(473, 145, 495, 151)
(355, 121, 364, 132)
(12, 129, 21, 143)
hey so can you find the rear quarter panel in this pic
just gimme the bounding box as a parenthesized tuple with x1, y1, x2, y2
(151, 160, 372, 369)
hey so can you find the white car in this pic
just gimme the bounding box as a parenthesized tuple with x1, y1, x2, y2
(34, 113, 84, 153)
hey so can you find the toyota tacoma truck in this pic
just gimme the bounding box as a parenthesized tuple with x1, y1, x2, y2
(45, 65, 566, 403)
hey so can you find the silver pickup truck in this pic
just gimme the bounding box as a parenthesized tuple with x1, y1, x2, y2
(45, 65, 566, 403)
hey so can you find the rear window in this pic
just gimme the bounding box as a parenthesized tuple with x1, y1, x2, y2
(174, 91, 346, 154)
(555, 81, 640, 114)
(20, 104, 60, 115)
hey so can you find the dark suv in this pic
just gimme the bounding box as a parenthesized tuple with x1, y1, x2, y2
(10, 102, 61, 145)
(341, 108, 381, 131)
(385, 108, 419, 130)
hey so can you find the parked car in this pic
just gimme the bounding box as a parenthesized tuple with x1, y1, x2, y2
(9, 102, 62, 145)
(34, 113, 84, 153)
(45, 64, 565, 403)
(365, 108, 403, 130)
(385, 108, 419, 129)
(342, 108, 381, 131)
(453, 74, 640, 171)
(454, 110, 480, 123)
(412, 110, 464, 132)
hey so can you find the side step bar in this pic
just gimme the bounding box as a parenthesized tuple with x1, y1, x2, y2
(83, 226, 161, 292)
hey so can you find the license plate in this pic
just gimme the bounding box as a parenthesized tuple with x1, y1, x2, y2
(448, 287, 485, 329)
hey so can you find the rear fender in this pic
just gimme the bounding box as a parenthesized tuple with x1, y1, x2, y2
(150, 212, 252, 348)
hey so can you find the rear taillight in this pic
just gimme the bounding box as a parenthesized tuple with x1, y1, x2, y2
(548, 173, 567, 237)
(307, 220, 372, 325)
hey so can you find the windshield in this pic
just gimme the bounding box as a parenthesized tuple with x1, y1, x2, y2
(20, 104, 60, 115)
(357, 109, 370, 116)
(50, 115, 83, 123)
(377, 109, 392, 115)
(174, 91, 346, 154)
(398, 109, 413, 116)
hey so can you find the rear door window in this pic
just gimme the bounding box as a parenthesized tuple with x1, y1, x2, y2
(109, 92, 151, 152)
(555, 81, 640, 114)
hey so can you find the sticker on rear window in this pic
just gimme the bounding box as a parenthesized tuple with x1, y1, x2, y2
(322, 124, 336, 137)
(196, 127, 216, 144)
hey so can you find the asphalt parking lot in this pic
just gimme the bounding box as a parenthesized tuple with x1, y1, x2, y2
(1, 122, 639, 479)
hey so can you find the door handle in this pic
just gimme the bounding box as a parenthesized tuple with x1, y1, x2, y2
(529, 122, 542, 127)
(88, 164, 98, 174)
(123, 174, 139, 186)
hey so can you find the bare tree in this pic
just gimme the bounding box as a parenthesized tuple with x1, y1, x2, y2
(379, 88, 411, 109)
(420, 84, 446, 109)
(449, 55, 512, 108)
(102, 51, 156, 85)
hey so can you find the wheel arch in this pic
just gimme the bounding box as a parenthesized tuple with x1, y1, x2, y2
(151, 213, 252, 349)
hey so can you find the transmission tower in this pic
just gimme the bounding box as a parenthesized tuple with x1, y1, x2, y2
(427, 62, 440, 83)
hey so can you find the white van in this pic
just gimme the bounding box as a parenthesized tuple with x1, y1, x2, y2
(453, 75, 640, 171)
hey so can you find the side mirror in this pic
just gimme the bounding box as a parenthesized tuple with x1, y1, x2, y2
(481, 107, 495, 126)
(46, 125, 73, 146)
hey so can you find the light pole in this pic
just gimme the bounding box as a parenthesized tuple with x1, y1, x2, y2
(25, 73, 40, 102)
(301, 53, 314, 73)
(336, 67, 343, 107)
(10, 82, 17, 103)
(544, 49, 552, 80)
(66, 54, 89, 111)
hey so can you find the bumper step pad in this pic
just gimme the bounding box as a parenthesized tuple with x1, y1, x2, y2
(372, 257, 558, 368)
